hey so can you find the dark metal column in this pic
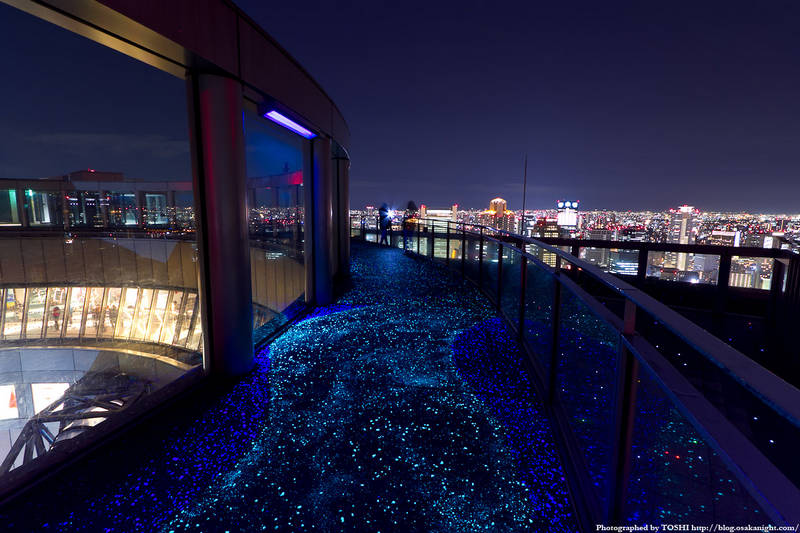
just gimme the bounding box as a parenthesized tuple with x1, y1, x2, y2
(311, 136, 334, 305)
(609, 300, 640, 522)
(187, 72, 253, 376)
(334, 152, 350, 278)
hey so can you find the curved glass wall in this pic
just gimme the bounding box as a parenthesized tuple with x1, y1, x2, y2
(243, 108, 308, 345)
(0, 3, 200, 483)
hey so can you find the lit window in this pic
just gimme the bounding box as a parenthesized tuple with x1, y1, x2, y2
(0, 385, 18, 419)
(31, 382, 70, 414)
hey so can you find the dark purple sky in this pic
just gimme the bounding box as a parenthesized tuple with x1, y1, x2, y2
(237, 0, 800, 213)
(1, 1, 799, 213)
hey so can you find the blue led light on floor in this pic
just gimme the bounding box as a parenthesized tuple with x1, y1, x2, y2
(1, 242, 575, 531)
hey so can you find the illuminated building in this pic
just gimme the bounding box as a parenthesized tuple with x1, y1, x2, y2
(665, 205, 696, 271)
(478, 197, 516, 232)
(556, 200, 579, 233)
(584, 229, 612, 267)
(710, 230, 741, 247)
(420, 204, 458, 222)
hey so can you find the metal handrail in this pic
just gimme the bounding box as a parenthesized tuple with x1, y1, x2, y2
(419, 218, 800, 425)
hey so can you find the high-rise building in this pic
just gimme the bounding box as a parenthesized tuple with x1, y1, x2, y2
(710, 230, 741, 247)
(533, 217, 560, 267)
(609, 249, 639, 276)
(420, 204, 457, 222)
(478, 197, 516, 232)
(556, 200, 579, 234)
(665, 205, 696, 271)
(584, 229, 612, 267)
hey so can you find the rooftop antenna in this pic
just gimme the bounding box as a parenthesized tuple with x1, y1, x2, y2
(520, 154, 528, 236)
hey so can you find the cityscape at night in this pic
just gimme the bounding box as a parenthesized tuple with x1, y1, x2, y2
(1, 0, 799, 531)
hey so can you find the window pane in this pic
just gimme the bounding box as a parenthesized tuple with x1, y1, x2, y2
(160, 291, 183, 344)
(64, 287, 86, 337)
(108, 192, 138, 227)
(2, 289, 25, 340)
(0, 385, 19, 420)
(100, 288, 122, 338)
(45, 287, 67, 338)
(147, 289, 169, 342)
(131, 288, 154, 341)
(83, 287, 104, 338)
(31, 383, 70, 414)
(244, 108, 307, 346)
(0, 189, 20, 225)
(25, 287, 47, 339)
(115, 288, 139, 339)
(0, 2, 203, 482)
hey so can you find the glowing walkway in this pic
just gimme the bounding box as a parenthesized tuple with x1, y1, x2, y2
(2, 242, 576, 532)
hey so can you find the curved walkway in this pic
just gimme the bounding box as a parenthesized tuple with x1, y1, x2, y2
(2, 242, 576, 532)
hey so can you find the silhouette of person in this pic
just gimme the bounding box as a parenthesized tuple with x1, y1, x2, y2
(52, 306, 61, 331)
(378, 203, 391, 245)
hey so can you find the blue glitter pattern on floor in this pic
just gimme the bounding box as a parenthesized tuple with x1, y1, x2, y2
(1, 242, 576, 531)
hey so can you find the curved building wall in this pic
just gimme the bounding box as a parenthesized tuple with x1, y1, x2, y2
(0, 0, 350, 497)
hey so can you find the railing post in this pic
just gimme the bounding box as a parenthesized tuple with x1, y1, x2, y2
(461, 226, 466, 276)
(497, 243, 503, 311)
(445, 221, 451, 267)
(609, 299, 639, 522)
(636, 247, 648, 282)
(416, 221, 420, 255)
(571, 244, 580, 258)
(429, 220, 434, 259)
(479, 227, 484, 288)
(518, 255, 527, 338)
(714, 251, 732, 331)
(547, 255, 562, 405)
(361, 215, 365, 241)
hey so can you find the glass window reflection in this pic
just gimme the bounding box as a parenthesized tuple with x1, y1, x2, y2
(25, 287, 47, 339)
(2, 289, 25, 340)
(244, 108, 307, 344)
(0, 189, 20, 226)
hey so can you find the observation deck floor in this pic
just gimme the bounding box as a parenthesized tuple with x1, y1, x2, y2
(2, 242, 575, 532)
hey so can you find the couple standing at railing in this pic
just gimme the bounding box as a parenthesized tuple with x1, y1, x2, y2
(379, 201, 418, 248)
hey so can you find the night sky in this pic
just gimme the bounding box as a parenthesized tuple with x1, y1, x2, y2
(238, 0, 800, 213)
(2, 1, 800, 212)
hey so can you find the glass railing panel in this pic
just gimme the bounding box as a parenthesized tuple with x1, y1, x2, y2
(499, 247, 521, 327)
(556, 285, 619, 508)
(448, 229, 463, 262)
(634, 310, 800, 487)
(524, 261, 554, 370)
(433, 235, 447, 260)
(646, 251, 719, 285)
(625, 361, 767, 522)
(389, 230, 402, 249)
(730, 256, 772, 290)
(176, 293, 197, 347)
(526, 242, 560, 269)
(464, 234, 481, 285)
(482, 240, 499, 298)
(418, 228, 429, 256)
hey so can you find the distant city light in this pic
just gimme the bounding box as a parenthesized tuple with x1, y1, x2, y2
(263, 110, 316, 139)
